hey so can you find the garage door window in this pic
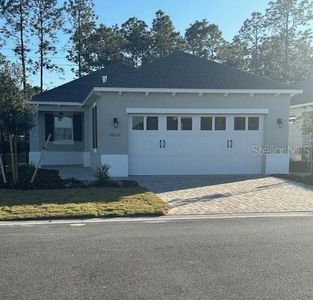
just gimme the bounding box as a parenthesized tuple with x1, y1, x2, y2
(201, 117, 212, 131)
(147, 116, 158, 130)
(132, 116, 144, 130)
(167, 117, 178, 130)
(181, 117, 192, 130)
(248, 117, 259, 130)
(215, 117, 226, 130)
(234, 117, 246, 130)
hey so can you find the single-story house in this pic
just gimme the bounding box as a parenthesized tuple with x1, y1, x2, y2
(289, 77, 313, 161)
(30, 51, 301, 176)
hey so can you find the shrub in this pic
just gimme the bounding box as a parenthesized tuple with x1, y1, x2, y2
(95, 164, 110, 185)
(1, 165, 65, 190)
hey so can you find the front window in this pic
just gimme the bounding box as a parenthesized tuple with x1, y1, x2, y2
(54, 115, 73, 142)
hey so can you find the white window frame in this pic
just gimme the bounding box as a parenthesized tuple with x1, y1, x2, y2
(234, 116, 247, 131)
(166, 116, 179, 131)
(247, 116, 260, 131)
(132, 115, 145, 131)
(180, 116, 193, 131)
(214, 116, 227, 131)
(53, 113, 74, 145)
(146, 116, 159, 131)
(200, 116, 213, 131)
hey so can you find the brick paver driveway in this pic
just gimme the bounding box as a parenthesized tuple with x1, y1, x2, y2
(132, 175, 313, 215)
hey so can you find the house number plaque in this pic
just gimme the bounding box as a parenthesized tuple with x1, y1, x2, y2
(110, 132, 120, 137)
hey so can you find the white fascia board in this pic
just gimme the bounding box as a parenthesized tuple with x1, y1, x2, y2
(93, 87, 302, 95)
(32, 101, 82, 106)
(126, 108, 269, 115)
(290, 102, 313, 108)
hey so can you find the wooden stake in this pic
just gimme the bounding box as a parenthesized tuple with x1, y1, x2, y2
(31, 134, 51, 184)
(0, 154, 6, 184)
(9, 134, 16, 184)
(14, 135, 18, 183)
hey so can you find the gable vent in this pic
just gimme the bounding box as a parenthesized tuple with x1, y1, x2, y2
(102, 75, 108, 83)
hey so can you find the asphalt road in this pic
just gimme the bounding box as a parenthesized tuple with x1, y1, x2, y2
(1, 217, 313, 299)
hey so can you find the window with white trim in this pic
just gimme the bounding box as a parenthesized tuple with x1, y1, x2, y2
(201, 117, 213, 130)
(234, 117, 246, 131)
(167, 116, 179, 130)
(54, 115, 73, 142)
(181, 117, 192, 130)
(147, 116, 158, 130)
(248, 117, 259, 130)
(215, 117, 226, 131)
(132, 116, 144, 130)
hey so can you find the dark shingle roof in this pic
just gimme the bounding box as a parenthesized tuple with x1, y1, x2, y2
(291, 77, 313, 106)
(33, 51, 295, 104)
(32, 62, 137, 103)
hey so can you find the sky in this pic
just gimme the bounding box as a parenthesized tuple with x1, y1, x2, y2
(1, 0, 270, 89)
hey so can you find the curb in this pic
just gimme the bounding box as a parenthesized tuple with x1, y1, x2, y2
(1, 211, 313, 226)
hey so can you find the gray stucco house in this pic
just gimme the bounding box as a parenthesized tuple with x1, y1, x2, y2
(289, 77, 313, 161)
(30, 51, 301, 176)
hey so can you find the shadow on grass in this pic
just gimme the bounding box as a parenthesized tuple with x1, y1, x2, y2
(0, 187, 148, 207)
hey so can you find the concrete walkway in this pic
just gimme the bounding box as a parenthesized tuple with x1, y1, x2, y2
(133, 175, 313, 215)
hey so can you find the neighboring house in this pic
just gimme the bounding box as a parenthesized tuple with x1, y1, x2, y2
(289, 78, 313, 161)
(30, 51, 301, 176)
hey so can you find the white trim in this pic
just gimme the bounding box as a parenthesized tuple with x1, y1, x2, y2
(32, 101, 82, 106)
(126, 108, 269, 115)
(265, 154, 289, 175)
(34, 87, 302, 108)
(83, 152, 91, 167)
(29, 151, 84, 166)
(81, 87, 302, 106)
(290, 102, 313, 108)
(93, 87, 301, 95)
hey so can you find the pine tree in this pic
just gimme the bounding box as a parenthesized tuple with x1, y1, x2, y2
(121, 17, 151, 67)
(0, 0, 32, 92)
(239, 12, 266, 75)
(150, 10, 185, 59)
(265, 0, 313, 82)
(185, 19, 225, 60)
(31, 0, 63, 92)
(86, 25, 125, 70)
(65, 0, 96, 77)
(219, 36, 250, 70)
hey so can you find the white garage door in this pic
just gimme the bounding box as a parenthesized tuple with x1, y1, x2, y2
(128, 114, 264, 175)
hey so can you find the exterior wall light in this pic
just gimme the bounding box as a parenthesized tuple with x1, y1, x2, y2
(58, 112, 64, 121)
(113, 117, 119, 128)
(277, 118, 283, 128)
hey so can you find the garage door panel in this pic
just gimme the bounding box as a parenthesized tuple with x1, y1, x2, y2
(128, 114, 264, 175)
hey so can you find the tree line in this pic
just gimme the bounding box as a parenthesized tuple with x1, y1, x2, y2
(1, 0, 313, 95)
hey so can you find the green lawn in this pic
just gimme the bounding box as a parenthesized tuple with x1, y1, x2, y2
(0, 187, 170, 221)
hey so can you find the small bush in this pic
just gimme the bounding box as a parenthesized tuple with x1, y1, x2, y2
(95, 164, 110, 185)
